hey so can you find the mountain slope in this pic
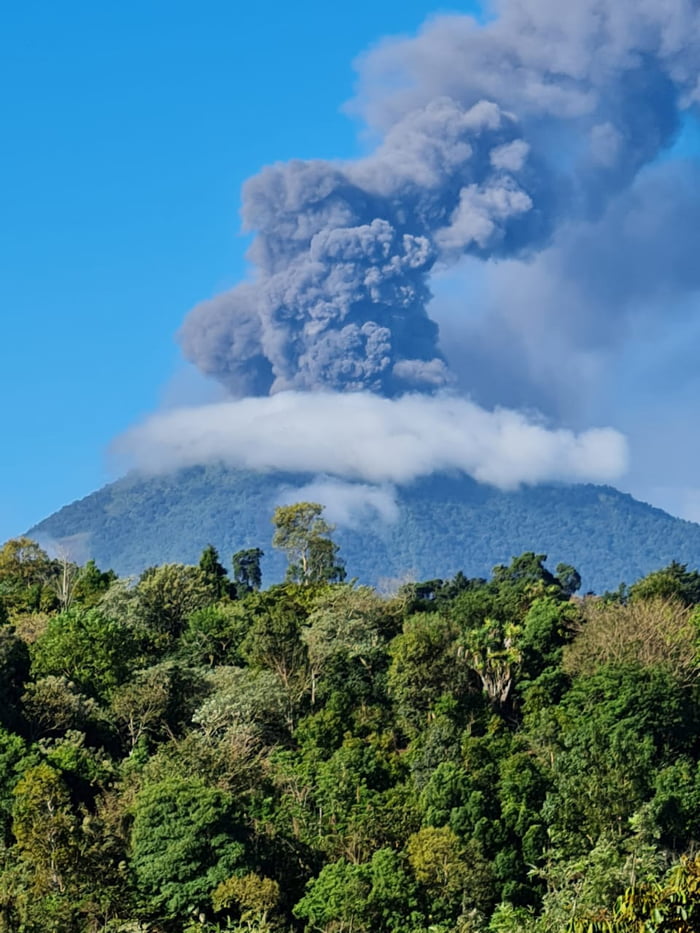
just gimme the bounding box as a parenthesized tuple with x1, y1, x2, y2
(29, 466, 700, 592)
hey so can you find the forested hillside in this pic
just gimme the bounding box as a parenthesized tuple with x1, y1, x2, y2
(30, 466, 700, 592)
(2, 509, 700, 932)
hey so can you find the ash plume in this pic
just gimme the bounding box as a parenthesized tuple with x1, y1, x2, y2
(179, 0, 700, 399)
(181, 98, 544, 396)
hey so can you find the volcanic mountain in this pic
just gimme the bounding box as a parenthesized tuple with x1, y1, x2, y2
(28, 467, 700, 593)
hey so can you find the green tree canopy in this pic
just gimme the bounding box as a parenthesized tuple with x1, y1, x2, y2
(272, 503, 345, 584)
(130, 775, 247, 923)
(232, 547, 264, 593)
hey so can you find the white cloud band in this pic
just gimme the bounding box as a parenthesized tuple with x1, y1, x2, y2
(114, 391, 628, 491)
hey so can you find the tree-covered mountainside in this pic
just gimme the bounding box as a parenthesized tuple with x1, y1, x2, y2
(30, 465, 700, 592)
(2, 529, 700, 932)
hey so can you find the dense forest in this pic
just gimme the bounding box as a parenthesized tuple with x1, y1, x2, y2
(31, 465, 700, 592)
(2, 502, 700, 931)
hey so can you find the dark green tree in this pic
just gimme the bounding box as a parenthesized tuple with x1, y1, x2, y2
(0, 627, 30, 730)
(555, 562, 582, 597)
(21, 676, 103, 741)
(30, 607, 139, 700)
(198, 544, 231, 599)
(135, 562, 218, 643)
(241, 597, 309, 729)
(491, 552, 558, 591)
(232, 547, 264, 593)
(387, 613, 467, 736)
(70, 559, 116, 608)
(129, 775, 247, 924)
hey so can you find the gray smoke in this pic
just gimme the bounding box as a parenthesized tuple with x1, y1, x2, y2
(432, 157, 700, 422)
(180, 0, 700, 398)
(180, 98, 548, 395)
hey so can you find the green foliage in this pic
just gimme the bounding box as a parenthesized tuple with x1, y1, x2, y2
(199, 545, 232, 600)
(130, 776, 247, 923)
(70, 559, 116, 608)
(0, 728, 34, 845)
(239, 590, 311, 728)
(30, 607, 140, 699)
(543, 664, 696, 853)
(110, 661, 206, 751)
(491, 552, 558, 591)
(180, 601, 251, 667)
(192, 666, 288, 743)
(572, 852, 700, 932)
(135, 562, 219, 642)
(459, 614, 523, 710)
(387, 612, 465, 736)
(407, 825, 495, 920)
(272, 502, 345, 584)
(303, 584, 394, 705)
(233, 548, 264, 593)
(628, 560, 700, 607)
(0, 626, 30, 730)
(554, 562, 582, 597)
(294, 849, 421, 933)
(2, 515, 700, 932)
(10, 746, 126, 929)
(212, 871, 280, 926)
(21, 675, 105, 740)
(0, 537, 56, 616)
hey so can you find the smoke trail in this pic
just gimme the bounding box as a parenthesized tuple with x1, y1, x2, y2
(179, 0, 700, 399)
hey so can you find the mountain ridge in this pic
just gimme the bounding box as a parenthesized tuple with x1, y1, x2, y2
(28, 465, 700, 592)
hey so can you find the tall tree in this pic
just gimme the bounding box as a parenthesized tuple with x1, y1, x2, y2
(198, 545, 231, 599)
(232, 547, 264, 593)
(272, 502, 345, 584)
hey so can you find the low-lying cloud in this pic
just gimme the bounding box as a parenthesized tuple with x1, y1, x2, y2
(114, 392, 628, 491)
(277, 477, 400, 528)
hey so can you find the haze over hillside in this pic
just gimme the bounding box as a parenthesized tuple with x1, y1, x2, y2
(30, 467, 700, 593)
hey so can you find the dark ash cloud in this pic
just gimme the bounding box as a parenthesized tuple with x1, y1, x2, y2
(180, 100, 548, 396)
(179, 0, 700, 401)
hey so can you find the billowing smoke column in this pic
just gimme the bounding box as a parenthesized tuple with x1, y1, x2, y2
(181, 100, 543, 395)
(179, 0, 700, 398)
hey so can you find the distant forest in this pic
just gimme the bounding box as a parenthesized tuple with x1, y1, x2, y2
(31, 465, 700, 592)
(2, 502, 700, 932)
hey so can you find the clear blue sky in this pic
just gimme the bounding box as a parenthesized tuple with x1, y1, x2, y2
(0, 1, 480, 542)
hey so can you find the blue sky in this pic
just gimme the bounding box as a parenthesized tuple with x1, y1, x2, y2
(0, 1, 481, 542)
(3, 0, 700, 547)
